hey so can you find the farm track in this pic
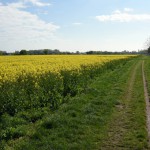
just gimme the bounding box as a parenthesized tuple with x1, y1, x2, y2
(101, 60, 144, 149)
(142, 61, 150, 147)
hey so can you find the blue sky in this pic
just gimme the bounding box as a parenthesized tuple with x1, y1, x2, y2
(0, 0, 150, 52)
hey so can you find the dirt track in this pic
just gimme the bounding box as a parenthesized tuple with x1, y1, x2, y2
(101, 61, 142, 149)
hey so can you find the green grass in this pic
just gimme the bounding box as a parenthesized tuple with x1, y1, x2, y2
(121, 61, 147, 149)
(0, 56, 149, 149)
(144, 56, 150, 96)
(99, 59, 148, 150)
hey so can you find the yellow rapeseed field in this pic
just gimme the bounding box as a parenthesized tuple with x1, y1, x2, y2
(0, 55, 137, 114)
(0, 55, 135, 83)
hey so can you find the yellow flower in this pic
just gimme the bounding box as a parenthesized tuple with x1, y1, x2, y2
(0, 55, 137, 83)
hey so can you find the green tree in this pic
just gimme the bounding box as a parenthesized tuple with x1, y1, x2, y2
(145, 37, 150, 54)
(20, 50, 27, 55)
(0, 51, 3, 55)
(148, 47, 150, 54)
(43, 49, 49, 55)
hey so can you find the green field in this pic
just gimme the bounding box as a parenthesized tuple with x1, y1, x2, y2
(0, 55, 150, 149)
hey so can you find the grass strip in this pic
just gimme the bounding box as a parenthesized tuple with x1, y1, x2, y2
(101, 59, 148, 149)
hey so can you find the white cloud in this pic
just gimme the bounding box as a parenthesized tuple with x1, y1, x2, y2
(24, 0, 51, 7)
(38, 10, 48, 15)
(6, 2, 27, 9)
(96, 8, 150, 22)
(0, 2, 59, 49)
(113, 10, 121, 14)
(124, 8, 133, 12)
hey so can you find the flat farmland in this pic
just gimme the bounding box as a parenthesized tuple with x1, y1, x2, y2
(1, 55, 149, 149)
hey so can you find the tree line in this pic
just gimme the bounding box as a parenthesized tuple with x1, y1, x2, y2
(0, 49, 149, 55)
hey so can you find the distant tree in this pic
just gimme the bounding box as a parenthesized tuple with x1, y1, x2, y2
(14, 51, 20, 55)
(43, 49, 49, 55)
(0, 51, 7, 55)
(145, 37, 150, 54)
(20, 50, 27, 55)
(0, 51, 3, 55)
(76, 51, 80, 54)
(86, 51, 94, 54)
(53, 49, 60, 54)
(148, 47, 150, 54)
